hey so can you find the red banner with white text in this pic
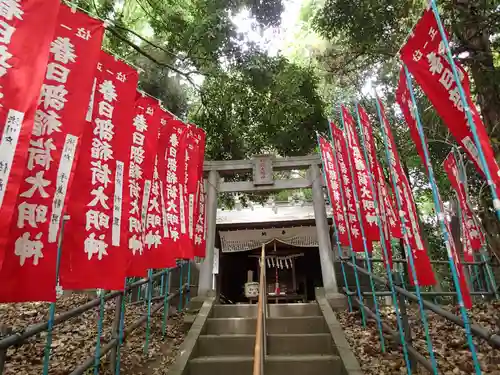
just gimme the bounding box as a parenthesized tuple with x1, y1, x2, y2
(443, 152, 485, 257)
(319, 135, 350, 247)
(159, 117, 187, 261)
(144, 148, 176, 269)
(193, 127, 207, 257)
(179, 126, 204, 259)
(60, 51, 138, 291)
(400, 8, 500, 206)
(442, 200, 472, 309)
(0, 6, 104, 302)
(378, 97, 436, 286)
(0, 0, 61, 268)
(396, 68, 427, 172)
(357, 105, 399, 268)
(330, 123, 372, 253)
(342, 106, 379, 242)
(125, 94, 162, 277)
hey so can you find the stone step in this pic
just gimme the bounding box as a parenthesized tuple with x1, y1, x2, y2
(267, 316, 328, 334)
(189, 356, 253, 375)
(266, 354, 342, 375)
(205, 316, 328, 335)
(267, 333, 335, 355)
(197, 334, 255, 356)
(188, 355, 342, 375)
(211, 303, 321, 319)
(205, 318, 256, 335)
(196, 333, 335, 357)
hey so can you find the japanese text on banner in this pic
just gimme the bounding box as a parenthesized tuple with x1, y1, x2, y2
(0, 5, 104, 302)
(330, 123, 369, 253)
(377, 97, 436, 286)
(318, 135, 349, 246)
(61, 51, 138, 291)
(126, 94, 162, 277)
(0, 0, 61, 267)
(342, 106, 379, 241)
(159, 117, 187, 261)
(400, 7, 500, 206)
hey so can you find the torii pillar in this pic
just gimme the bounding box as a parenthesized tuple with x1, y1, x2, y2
(198, 169, 219, 296)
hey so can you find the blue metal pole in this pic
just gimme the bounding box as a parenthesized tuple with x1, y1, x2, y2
(94, 291, 106, 375)
(186, 261, 191, 306)
(115, 279, 127, 375)
(328, 122, 367, 326)
(179, 261, 184, 311)
(429, 0, 500, 220)
(316, 131, 353, 312)
(375, 97, 438, 375)
(162, 269, 171, 337)
(144, 269, 153, 354)
(354, 104, 426, 371)
(339, 108, 386, 351)
(403, 64, 481, 375)
(42, 220, 65, 375)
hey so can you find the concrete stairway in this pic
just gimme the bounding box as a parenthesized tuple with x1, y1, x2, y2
(187, 303, 343, 375)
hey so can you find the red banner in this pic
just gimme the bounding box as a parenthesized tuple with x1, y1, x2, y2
(193, 127, 207, 257)
(0, 0, 61, 267)
(342, 106, 379, 242)
(125, 94, 162, 277)
(330, 123, 371, 253)
(0, 6, 104, 302)
(194, 178, 207, 257)
(144, 145, 175, 269)
(357, 105, 400, 267)
(400, 8, 500, 206)
(179, 126, 204, 259)
(396, 68, 426, 172)
(60, 51, 138, 291)
(378, 97, 436, 286)
(159, 117, 187, 261)
(443, 152, 485, 256)
(319, 135, 350, 246)
(442, 203, 472, 308)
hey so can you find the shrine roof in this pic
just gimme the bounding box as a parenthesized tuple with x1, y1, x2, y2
(216, 202, 333, 229)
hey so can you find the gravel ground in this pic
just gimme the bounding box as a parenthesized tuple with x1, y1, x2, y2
(337, 301, 500, 375)
(0, 294, 186, 375)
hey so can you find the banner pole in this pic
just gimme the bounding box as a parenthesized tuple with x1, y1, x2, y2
(186, 261, 191, 306)
(375, 97, 427, 375)
(429, 0, 500, 219)
(179, 261, 184, 311)
(355, 104, 436, 370)
(403, 64, 481, 375)
(339, 107, 386, 351)
(94, 290, 106, 375)
(42, 219, 66, 375)
(316, 131, 353, 312)
(115, 278, 128, 375)
(162, 269, 171, 337)
(144, 269, 153, 354)
(327, 121, 367, 327)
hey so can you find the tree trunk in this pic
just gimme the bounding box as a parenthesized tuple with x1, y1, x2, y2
(451, 0, 500, 150)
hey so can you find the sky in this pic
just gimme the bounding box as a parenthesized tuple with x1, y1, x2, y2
(231, 0, 304, 56)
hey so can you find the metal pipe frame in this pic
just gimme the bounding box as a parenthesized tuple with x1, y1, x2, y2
(0, 270, 171, 350)
(343, 261, 500, 348)
(68, 284, 188, 375)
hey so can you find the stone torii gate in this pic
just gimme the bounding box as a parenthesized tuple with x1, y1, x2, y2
(197, 154, 343, 302)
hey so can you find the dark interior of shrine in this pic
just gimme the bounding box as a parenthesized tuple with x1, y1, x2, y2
(218, 242, 322, 304)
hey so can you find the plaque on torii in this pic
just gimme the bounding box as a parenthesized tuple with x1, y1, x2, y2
(252, 155, 274, 185)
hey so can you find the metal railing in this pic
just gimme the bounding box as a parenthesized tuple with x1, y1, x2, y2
(0, 265, 191, 375)
(253, 244, 267, 375)
(339, 257, 500, 373)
